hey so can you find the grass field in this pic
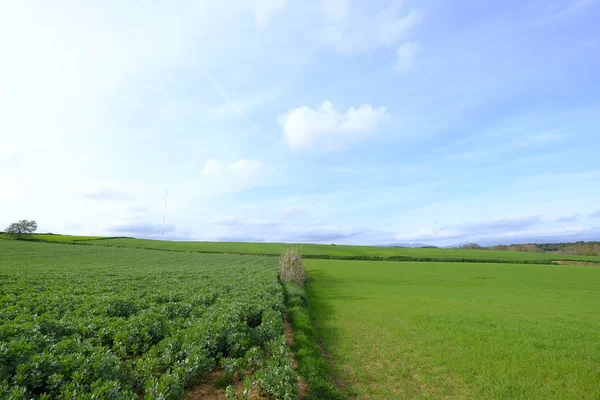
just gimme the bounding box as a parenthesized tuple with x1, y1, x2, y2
(0, 240, 298, 399)
(2, 235, 600, 399)
(305, 259, 600, 399)
(5, 234, 600, 263)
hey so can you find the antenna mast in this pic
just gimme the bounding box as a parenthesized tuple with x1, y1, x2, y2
(162, 189, 168, 237)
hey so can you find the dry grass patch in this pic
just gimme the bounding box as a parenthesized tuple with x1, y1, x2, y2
(279, 248, 307, 287)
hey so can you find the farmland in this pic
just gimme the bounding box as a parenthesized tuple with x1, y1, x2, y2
(305, 259, 600, 399)
(0, 240, 296, 399)
(2, 235, 600, 400)
(3, 234, 600, 263)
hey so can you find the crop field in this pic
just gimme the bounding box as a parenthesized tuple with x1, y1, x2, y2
(0, 240, 297, 399)
(0, 234, 106, 243)
(2, 236, 600, 400)
(8, 234, 600, 263)
(305, 259, 600, 399)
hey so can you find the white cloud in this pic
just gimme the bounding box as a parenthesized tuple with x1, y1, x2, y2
(211, 219, 364, 243)
(320, 1, 422, 54)
(201, 159, 264, 179)
(278, 101, 386, 149)
(280, 205, 308, 218)
(396, 229, 463, 242)
(201, 160, 227, 177)
(213, 216, 280, 227)
(230, 158, 264, 178)
(394, 41, 418, 72)
(396, 216, 544, 242)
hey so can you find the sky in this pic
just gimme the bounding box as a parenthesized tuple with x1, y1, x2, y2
(1, 0, 600, 247)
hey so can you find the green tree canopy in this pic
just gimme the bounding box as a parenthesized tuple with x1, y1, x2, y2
(5, 220, 38, 239)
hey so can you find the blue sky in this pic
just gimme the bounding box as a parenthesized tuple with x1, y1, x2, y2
(1, 0, 599, 246)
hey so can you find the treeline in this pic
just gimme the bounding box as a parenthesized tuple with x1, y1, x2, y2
(487, 241, 600, 256)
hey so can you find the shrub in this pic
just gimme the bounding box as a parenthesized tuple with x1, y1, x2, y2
(279, 249, 306, 287)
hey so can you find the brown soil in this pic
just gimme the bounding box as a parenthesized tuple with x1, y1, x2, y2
(185, 370, 265, 400)
(185, 316, 308, 399)
(284, 315, 309, 398)
(185, 370, 229, 400)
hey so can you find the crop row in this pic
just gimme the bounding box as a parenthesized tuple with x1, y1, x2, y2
(0, 240, 297, 399)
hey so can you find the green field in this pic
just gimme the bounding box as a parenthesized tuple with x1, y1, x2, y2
(0, 233, 106, 242)
(305, 259, 600, 399)
(0, 240, 297, 399)
(2, 236, 600, 399)
(5, 234, 600, 263)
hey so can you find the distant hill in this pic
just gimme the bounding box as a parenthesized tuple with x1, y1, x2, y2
(487, 241, 600, 256)
(385, 242, 430, 248)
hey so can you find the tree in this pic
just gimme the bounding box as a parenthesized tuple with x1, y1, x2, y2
(5, 220, 38, 240)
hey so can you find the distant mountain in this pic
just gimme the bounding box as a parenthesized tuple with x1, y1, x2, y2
(385, 242, 430, 248)
(443, 242, 478, 249)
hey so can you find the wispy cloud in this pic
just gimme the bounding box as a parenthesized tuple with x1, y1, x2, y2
(206, 76, 272, 141)
(280, 205, 308, 218)
(574, 0, 595, 8)
(128, 205, 148, 213)
(455, 216, 543, 233)
(556, 214, 580, 223)
(320, 1, 422, 55)
(201, 159, 263, 179)
(209, 214, 365, 243)
(208, 87, 282, 121)
(517, 132, 570, 147)
(79, 188, 129, 201)
(282, 228, 362, 242)
(394, 41, 418, 72)
(592, 210, 600, 218)
(213, 217, 281, 228)
(397, 216, 544, 242)
(532, 0, 597, 26)
(112, 222, 175, 237)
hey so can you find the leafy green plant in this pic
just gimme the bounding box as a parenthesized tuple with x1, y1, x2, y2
(255, 336, 297, 400)
(0, 240, 293, 399)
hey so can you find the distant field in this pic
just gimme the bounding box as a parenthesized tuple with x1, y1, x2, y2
(0, 240, 297, 399)
(11, 234, 600, 263)
(305, 259, 600, 399)
(3, 234, 600, 399)
(0, 233, 105, 242)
